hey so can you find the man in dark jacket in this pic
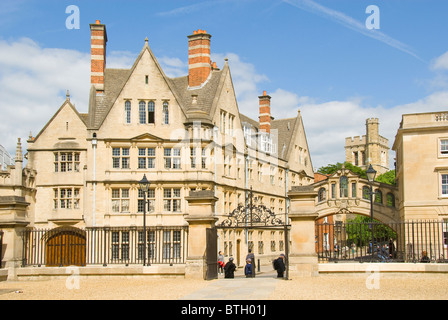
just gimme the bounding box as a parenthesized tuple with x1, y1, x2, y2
(273, 254, 286, 278)
(224, 257, 236, 278)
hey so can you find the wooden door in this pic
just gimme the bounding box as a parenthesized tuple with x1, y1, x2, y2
(46, 228, 86, 266)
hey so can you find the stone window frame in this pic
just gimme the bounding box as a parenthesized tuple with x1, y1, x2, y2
(124, 100, 131, 124)
(53, 187, 80, 210)
(112, 147, 130, 169)
(54, 151, 80, 173)
(138, 147, 156, 169)
(111, 188, 130, 213)
(439, 138, 448, 158)
(163, 188, 181, 212)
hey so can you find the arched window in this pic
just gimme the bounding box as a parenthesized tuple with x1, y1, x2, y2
(139, 101, 146, 124)
(125, 101, 131, 124)
(163, 101, 169, 124)
(340, 176, 348, 198)
(148, 101, 155, 124)
(386, 193, 395, 207)
(375, 189, 383, 204)
(362, 186, 370, 200)
(318, 188, 326, 202)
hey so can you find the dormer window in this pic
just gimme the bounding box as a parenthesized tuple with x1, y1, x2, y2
(260, 133, 273, 153)
(243, 125, 252, 145)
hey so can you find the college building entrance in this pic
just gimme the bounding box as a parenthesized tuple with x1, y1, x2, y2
(212, 188, 290, 280)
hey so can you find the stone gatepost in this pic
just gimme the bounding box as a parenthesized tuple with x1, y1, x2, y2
(184, 190, 218, 280)
(0, 139, 32, 281)
(0, 197, 30, 280)
(288, 186, 319, 277)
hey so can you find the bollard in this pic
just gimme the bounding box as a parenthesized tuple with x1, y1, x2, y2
(258, 259, 260, 272)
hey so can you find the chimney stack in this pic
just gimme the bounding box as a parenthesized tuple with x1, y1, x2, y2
(90, 20, 107, 94)
(259, 91, 272, 133)
(188, 29, 212, 88)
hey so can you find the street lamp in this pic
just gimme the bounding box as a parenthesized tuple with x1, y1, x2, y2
(138, 174, 150, 266)
(365, 164, 377, 259)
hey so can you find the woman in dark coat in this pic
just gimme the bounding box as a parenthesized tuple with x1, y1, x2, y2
(224, 257, 236, 278)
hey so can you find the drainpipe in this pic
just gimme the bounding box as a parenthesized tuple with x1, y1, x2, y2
(92, 133, 97, 227)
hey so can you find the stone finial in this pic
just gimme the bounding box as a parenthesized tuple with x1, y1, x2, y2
(15, 138, 23, 162)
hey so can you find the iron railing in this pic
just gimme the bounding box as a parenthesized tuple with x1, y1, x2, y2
(21, 226, 188, 267)
(316, 220, 448, 263)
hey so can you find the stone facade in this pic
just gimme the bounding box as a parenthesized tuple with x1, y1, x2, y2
(393, 111, 448, 221)
(15, 21, 315, 273)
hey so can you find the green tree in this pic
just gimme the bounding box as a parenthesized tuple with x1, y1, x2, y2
(317, 162, 396, 185)
(345, 215, 396, 247)
(375, 170, 396, 185)
(317, 162, 367, 179)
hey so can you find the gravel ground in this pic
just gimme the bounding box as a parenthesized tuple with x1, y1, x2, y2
(0, 273, 447, 300)
(272, 273, 448, 300)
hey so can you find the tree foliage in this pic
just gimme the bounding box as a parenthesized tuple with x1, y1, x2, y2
(375, 170, 396, 185)
(345, 215, 396, 247)
(317, 162, 396, 185)
(317, 162, 367, 179)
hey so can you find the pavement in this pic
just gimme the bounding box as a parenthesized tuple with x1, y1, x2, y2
(181, 265, 282, 300)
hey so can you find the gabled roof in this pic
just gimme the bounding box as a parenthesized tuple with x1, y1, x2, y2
(87, 41, 192, 130)
(31, 98, 87, 143)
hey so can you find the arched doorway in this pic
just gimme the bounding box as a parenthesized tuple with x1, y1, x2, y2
(46, 227, 86, 266)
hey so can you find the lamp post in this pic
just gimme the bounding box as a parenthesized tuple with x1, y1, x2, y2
(365, 164, 377, 259)
(139, 174, 150, 266)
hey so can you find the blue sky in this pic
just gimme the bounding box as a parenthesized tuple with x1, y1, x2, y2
(1, 0, 448, 169)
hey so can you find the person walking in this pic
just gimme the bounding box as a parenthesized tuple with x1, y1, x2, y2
(245, 249, 256, 277)
(217, 251, 225, 274)
(224, 257, 236, 278)
(273, 253, 286, 278)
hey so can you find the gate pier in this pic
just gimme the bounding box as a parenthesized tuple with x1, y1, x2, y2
(184, 190, 218, 280)
(288, 186, 319, 277)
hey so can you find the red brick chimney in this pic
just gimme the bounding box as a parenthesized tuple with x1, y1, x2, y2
(188, 29, 212, 88)
(259, 91, 272, 133)
(90, 20, 107, 94)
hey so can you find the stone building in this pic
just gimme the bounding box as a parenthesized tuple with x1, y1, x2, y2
(393, 112, 448, 222)
(345, 118, 390, 175)
(19, 21, 314, 267)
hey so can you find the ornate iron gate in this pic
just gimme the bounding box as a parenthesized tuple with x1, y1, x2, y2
(215, 187, 291, 279)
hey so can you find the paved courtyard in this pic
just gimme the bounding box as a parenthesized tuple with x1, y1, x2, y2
(0, 266, 447, 300)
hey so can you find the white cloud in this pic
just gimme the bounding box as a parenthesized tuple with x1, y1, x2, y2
(1, 37, 447, 175)
(431, 51, 448, 71)
(0, 38, 90, 157)
(212, 52, 269, 119)
(0, 38, 191, 157)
